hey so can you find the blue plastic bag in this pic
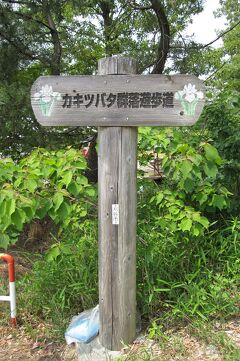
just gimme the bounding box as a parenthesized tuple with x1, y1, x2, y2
(65, 305, 99, 344)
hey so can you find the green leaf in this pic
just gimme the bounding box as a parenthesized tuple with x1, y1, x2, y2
(192, 212, 203, 223)
(75, 160, 87, 170)
(192, 162, 202, 179)
(11, 208, 26, 231)
(61, 171, 73, 187)
(53, 192, 64, 211)
(169, 206, 180, 215)
(80, 209, 87, 217)
(36, 199, 52, 219)
(86, 188, 96, 197)
(57, 202, 71, 220)
(150, 196, 155, 203)
(158, 218, 167, 228)
(46, 245, 61, 262)
(14, 177, 22, 187)
(197, 216, 209, 229)
(156, 192, 164, 204)
(0, 233, 10, 249)
(48, 208, 58, 221)
(5, 198, 16, 216)
(192, 226, 200, 236)
(77, 175, 88, 186)
(180, 160, 193, 177)
(203, 161, 218, 178)
(212, 194, 227, 210)
(204, 144, 222, 165)
(0, 199, 6, 217)
(24, 179, 38, 192)
(0, 198, 16, 229)
(169, 221, 177, 231)
(23, 206, 35, 219)
(177, 144, 189, 153)
(183, 178, 195, 193)
(68, 181, 83, 196)
(195, 193, 208, 205)
(60, 244, 72, 255)
(154, 288, 171, 292)
(179, 218, 192, 232)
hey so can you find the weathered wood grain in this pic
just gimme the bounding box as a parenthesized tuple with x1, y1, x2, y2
(98, 57, 137, 351)
(116, 127, 137, 347)
(98, 56, 137, 75)
(31, 74, 205, 126)
(98, 127, 121, 349)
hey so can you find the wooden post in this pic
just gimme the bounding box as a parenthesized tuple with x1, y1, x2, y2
(98, 56, 137, 351)
(30, 53, 205, 352)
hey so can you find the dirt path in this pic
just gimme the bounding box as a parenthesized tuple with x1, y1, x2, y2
(0, 319, 240, 361)
(0, 325, 76, 361)
(122, 319, 240, 360)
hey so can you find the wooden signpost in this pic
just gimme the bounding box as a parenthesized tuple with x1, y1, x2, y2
(31, 56, 205, 351)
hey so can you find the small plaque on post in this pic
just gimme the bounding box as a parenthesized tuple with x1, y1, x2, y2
(112, 204, 119, 225)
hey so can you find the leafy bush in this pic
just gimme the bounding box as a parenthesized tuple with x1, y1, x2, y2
(136, 127, 239, 322)
(0, 147, 96, 249)
(199, 91, 240, 214)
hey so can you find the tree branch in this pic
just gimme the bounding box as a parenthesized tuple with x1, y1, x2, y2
(204, 60, 229, 82)
(99, 0, 114, 56)
(10, 10, 53, 31)
(42, 0, 62, 75)
(1, 0, 32, 5)
(0, 30, 38, 60)
(149, 0, 170, 74)
(171, 20, 240, 51)
(108, 7, 134, 39)
(129, 1, 152, 10)
(202, 20, 240, 49)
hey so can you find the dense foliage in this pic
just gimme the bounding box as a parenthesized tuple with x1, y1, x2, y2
(0, 148, 96, 248)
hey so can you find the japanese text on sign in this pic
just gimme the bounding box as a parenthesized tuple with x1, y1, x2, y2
(62, 91, 174, 109)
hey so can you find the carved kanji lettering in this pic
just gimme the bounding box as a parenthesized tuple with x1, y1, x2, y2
(129, 93, 140, 108)
(117, 93, 129, 108)
(163, 92, 174, 108)
(140, 92, 152, 108)
(151, 92, 162, 108)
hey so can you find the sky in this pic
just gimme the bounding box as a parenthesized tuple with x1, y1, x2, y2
(184, 0, 227, 47)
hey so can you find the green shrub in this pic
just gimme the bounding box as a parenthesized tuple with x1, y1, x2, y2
(0, 147, 96, 249)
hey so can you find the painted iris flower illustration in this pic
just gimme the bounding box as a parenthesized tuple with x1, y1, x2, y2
(174, 83, 204, 116)
(34, 85, 61, 116)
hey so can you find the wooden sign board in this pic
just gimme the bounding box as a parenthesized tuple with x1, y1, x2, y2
(31, 75, 205, 127)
